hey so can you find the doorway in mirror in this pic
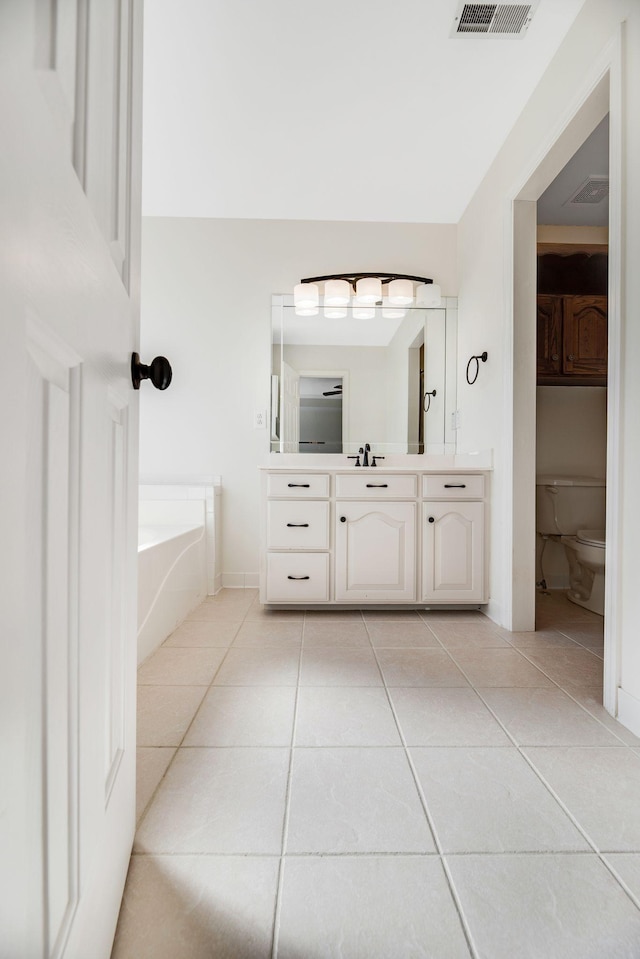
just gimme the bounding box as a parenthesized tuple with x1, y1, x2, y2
(299, 375, 344, 453)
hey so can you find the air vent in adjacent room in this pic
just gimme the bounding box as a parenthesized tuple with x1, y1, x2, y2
(565, 175, 610, 205)
(451, 3, 539, 37)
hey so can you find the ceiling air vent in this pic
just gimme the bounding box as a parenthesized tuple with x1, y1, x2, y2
(566, 176, 610, 205)
(451, 3, 539, 37)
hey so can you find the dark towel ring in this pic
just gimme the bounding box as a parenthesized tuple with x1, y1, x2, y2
(423, 389, 436, 412)
(466, 351, 488, 385)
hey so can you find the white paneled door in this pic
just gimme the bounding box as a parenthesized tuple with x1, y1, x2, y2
(0, 3, 143, 958)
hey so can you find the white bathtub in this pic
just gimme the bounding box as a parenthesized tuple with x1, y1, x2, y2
(137, 522, 207, 664)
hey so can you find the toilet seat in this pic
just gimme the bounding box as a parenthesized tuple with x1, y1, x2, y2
(577, 529, 606, 548)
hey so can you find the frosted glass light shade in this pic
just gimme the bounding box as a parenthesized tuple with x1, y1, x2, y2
(415, 282, 442, 307)
(324, 306, 347, 319)
(355, 277, 382, 304)
(388, 279, 413, 305)
(382, 307, 406, 319)
(352, 306, 375, 319)
(295, 306, 318, 316)
(324, 279, 351, 306)
(294, 282, 319, 309)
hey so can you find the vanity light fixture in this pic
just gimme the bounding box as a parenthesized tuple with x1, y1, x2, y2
(294, 272, 441, 316)
(355, 276, 382, 305)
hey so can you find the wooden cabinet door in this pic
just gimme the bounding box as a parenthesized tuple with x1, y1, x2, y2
(536, 295, 562, 375)
(335, 502, 416, 602)
(422, 502, 485, 603)
(563, 295, 608, 375)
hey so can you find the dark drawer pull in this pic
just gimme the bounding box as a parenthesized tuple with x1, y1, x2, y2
(287, 575, 310, 580)
(288, 483, 310, 488)
(286, 523, 309, 527)
(444, 484, 466, 488)
(366, 483, 389, 488)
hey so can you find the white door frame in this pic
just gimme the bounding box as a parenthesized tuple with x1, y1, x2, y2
(509, 32, 623, 716)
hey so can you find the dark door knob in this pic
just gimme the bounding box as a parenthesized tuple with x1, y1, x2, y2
(340, 516, 347, 523)
(428, 516, 435, 523)
(131, 352, 172, 390)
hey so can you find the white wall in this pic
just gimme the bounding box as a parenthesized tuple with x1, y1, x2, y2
(140, 218, 457, 584)
(457, 0, 640, 724)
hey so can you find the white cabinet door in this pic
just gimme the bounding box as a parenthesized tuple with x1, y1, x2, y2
(422, 502, 485, 602)
(335, 502, 416, 602)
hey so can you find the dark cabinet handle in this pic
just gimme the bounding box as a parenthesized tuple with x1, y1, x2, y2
(286, 523, 309, 527)
(552, 354, 559, 361)
(288, 483, 310, 488)
(340, 516, 347, 523)
(567, 354, 575, 361)
(366, 483, 388, 488)
(287, 575, 310, 580)
(131, 352, 172, 390)
(444, 484, 466, 488)
(428, 516, 435, 523)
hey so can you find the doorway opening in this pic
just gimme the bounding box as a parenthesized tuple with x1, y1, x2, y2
(512, 69, 621, 716)
(535, 116, 609, 634)
(298, 375, 344, 454)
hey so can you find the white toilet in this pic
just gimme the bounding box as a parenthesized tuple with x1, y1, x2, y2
(536, 475, 606, 615)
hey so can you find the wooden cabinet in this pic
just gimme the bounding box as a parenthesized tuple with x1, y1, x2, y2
(422, 502, 485, 603)
(335, 501, 416, 603)
(537, 248, 608, 385)
(536, 294, 607, 383)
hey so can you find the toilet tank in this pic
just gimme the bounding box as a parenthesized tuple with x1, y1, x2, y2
(536, 475, 606, 536)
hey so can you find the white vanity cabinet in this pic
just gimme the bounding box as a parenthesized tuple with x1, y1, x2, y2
(260, 468, 488, 606)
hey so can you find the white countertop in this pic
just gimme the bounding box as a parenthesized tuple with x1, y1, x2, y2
(260, 451, 493, 471)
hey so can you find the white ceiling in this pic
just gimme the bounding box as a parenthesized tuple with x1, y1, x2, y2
(537, 115, 609, 226)
(142, 0, 587, 224)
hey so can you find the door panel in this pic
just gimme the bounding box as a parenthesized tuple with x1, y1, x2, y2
(335, 502, 416, 602)
(422, 502, 485, 602)
(563, 295, 608, 375)
(536, 295, 562, 375)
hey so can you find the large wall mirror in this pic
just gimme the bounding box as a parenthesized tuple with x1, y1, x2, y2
(271, 295, 458, 456)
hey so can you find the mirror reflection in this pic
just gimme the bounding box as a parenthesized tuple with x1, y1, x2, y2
(271, 296, 457, 456)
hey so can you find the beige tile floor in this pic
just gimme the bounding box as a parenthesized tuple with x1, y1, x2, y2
(112, 589, 640, 958)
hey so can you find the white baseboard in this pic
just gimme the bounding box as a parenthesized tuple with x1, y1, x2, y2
(617, 687, 640, 738)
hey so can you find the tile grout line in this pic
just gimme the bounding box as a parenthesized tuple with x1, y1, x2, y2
(441, 646, 640, 914)
(502, 643, 635, 748)
(270, 607, 307, 959)
(362, 615, 481, 959)
(133, 598, 249, 830)
(433, 644, 606, 853)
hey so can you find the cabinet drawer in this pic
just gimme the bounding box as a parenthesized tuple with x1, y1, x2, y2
(266, 552, 330, 602)
(421, 474, 484, 499)
(267, 501, 329, 550)
(335, 473, 417, 499)
(267, 473, 330, 498)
